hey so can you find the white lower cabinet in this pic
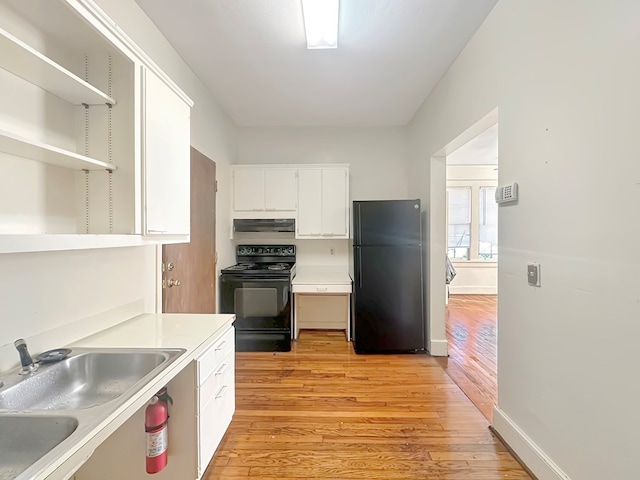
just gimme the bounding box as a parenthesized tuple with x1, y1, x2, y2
(196, 326, 236, 476)
(74, 326, 235, 480)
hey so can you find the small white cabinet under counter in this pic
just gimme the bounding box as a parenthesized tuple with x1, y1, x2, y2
(292, 266, 352, 340)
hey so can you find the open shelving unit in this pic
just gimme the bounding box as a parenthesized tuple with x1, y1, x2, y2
(0, 26, 116, 106)
(0, 0, 192, 253)
(0, 128, 116, 171)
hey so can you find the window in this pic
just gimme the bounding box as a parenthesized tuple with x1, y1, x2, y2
(479, 187, 498, 259)
(447, 187, 471, 260)
(446, 178, 498, 262)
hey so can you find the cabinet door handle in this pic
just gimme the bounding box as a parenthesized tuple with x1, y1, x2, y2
(147, 229, 167, 233)
(215, 363, 229, 376)
(215, 340, 227, 351)
(215, 385, 228, 399)
(317, 287, 328, 292)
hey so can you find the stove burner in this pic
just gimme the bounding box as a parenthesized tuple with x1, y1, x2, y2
(267, 263, 289, 271)
(227, 263, 256, 271)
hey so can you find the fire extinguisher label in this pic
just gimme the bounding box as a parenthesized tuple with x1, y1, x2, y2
(146, 426, 168, 458)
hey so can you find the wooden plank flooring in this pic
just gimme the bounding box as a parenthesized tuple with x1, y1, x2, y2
(437, 295, 497, 422)
(205, 329, 529, 479)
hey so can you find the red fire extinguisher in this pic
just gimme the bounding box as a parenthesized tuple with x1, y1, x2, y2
(145, 387, 172, 474)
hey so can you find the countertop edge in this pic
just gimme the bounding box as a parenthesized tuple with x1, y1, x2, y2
(37, 313, 235, 480)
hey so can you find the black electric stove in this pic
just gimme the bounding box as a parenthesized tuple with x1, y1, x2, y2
(220, 245, 296, 352)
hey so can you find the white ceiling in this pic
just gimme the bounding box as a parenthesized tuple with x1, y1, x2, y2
(447, 124, 498, 165)
(135, 0, 498, 127)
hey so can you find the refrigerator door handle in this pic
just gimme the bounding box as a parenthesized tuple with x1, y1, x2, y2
(358, 248, 363, 288)
(357, 203, 362, 244)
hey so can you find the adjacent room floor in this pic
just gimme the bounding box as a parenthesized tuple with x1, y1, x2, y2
(205, 329, 527, 479)
(437, 294, 498, 422)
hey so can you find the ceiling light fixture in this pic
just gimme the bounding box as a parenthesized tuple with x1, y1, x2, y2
(301, 0, 339, 49)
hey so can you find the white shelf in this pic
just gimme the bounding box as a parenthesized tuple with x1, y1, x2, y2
(0, 26, 116, 106)
(0, 128, 117, 171)
(0, 233, 189, 254)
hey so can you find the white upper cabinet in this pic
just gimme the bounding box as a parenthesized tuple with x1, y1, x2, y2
(0, 0, 192, 253)
(142, 66, 191, 236)
(297, 166, 349, 239)
(321, 168, 349, 236)
(231, 166, 297, 217)
(232, 168, 265, 212)
(265, 168, 297, 211)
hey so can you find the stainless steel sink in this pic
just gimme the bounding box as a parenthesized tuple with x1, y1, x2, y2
(0, 350, 182, 410)
(0, 415, 78, 479)
(0, 347, 185, 480)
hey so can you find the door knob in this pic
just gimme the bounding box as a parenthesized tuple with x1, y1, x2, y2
(168, 278, 181, 287)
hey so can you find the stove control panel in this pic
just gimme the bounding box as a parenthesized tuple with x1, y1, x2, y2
(237, 245, 295, 256)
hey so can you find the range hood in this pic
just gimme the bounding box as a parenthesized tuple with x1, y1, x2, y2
(233, 218, 295, 233)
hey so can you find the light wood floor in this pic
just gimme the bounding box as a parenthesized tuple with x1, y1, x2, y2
(438, 295, 497, 422)
(205, 329, 529, 479)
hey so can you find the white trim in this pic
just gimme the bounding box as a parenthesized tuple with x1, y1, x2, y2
(66, 0, 194, 107)
(428, 338, 448, 357)
(449, 286, 497, 295)
(0, 234, 188, 254)
(492, 407, 572, 480)
(452, 260, 497, 267)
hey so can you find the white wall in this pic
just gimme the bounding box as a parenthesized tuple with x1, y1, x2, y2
(0, 0, 237, 366)
(237, 127, 409, 201)
(407, 1, 640, 479)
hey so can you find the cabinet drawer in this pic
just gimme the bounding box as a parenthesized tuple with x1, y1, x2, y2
(199, 349, 234, 411)
(197, 326, 234, 386)
(198, 363, 235, 472)
(292, 284, 352, 294)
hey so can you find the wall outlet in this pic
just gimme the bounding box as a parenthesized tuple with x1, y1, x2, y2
(527, 262, 541, 287)
(330, 247, 335, 255)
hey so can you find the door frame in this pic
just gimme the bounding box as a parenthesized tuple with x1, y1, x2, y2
(427, 107, 499, 356)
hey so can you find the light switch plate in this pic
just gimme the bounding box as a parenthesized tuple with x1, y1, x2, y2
(527, 262, 541, 287)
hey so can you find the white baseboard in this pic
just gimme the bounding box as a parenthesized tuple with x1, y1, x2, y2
(492, 407, 571, 480)
(428, 338, 448, 356)
(449, 286, 497, 295)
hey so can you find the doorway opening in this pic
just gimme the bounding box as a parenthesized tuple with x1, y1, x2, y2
(430, 110, 499, 422)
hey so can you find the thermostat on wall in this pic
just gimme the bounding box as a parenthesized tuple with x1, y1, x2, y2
(495, 182, 518, 204)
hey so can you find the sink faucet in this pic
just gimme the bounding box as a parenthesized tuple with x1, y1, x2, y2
(14, 339, 38, 375)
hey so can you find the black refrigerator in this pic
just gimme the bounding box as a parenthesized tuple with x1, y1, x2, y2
(352, 199, 425, 354)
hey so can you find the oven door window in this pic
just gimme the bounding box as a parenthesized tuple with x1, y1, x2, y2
(235, 287, 278, 317)
(221, 277, 291, 330)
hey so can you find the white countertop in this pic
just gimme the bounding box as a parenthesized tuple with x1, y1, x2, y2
(38, 313, 235, 480)
(293, 266, 352, 285)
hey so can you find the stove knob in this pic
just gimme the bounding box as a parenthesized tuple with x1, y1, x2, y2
(238, 246, 248, 255)
(284, 246, 294, 255)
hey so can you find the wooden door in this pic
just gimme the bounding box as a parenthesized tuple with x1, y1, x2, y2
(162, 147, 216, 313)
